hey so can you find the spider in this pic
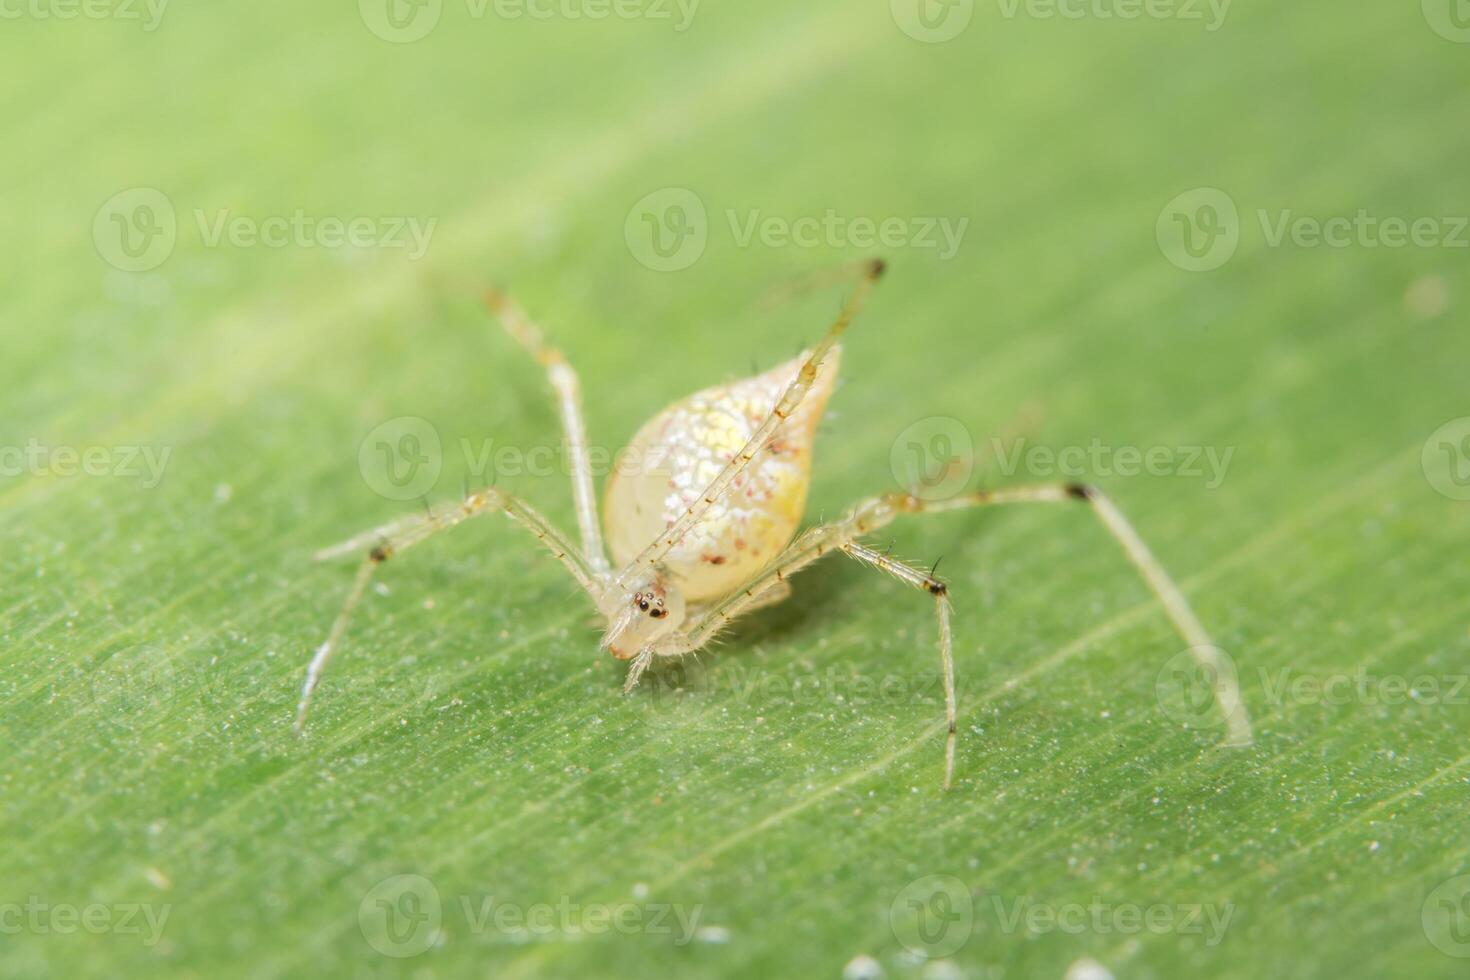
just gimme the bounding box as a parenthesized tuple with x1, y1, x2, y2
(293, 259, 1252, 788)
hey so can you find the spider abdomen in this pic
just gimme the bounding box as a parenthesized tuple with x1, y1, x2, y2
(603, 349, 840, 602)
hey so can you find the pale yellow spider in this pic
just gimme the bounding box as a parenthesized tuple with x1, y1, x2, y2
(294, 260, 1251, 788)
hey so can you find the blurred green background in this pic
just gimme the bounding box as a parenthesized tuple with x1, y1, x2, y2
(2, 0, 1468, 977)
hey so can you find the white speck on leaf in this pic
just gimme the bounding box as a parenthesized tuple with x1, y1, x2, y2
(921, 960, 962, 980)
(1065, 958, 1115, 980)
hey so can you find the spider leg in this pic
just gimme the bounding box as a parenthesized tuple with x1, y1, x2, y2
(622, 649, 655, 695)
(842, 540, 956, 790)
(662, 518, 955, 784)
(756, 257, 890, 312)
(668, 481, 1249, 788)
(734, 579, 792, 614)
(296, 488, 599, 735)
(485, 288, 610, 574)
(614, 257, 886, 590)
(711, 483, 1249, 747)
(900, 482, 1253, 748)
(678, 524, 853, 649)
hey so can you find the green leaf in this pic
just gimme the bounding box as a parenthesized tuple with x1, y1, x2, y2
(2, 2, 1467, 978)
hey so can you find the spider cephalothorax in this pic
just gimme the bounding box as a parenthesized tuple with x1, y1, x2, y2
(600, 576, 687, 661)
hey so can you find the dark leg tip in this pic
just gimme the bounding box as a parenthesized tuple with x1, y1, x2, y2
(868, 257, 887, 279)
(1065, 483, 1097, 501)
(369, 545, 392, 563)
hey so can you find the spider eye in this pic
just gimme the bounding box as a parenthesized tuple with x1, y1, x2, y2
(637, 598, 650, 611)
